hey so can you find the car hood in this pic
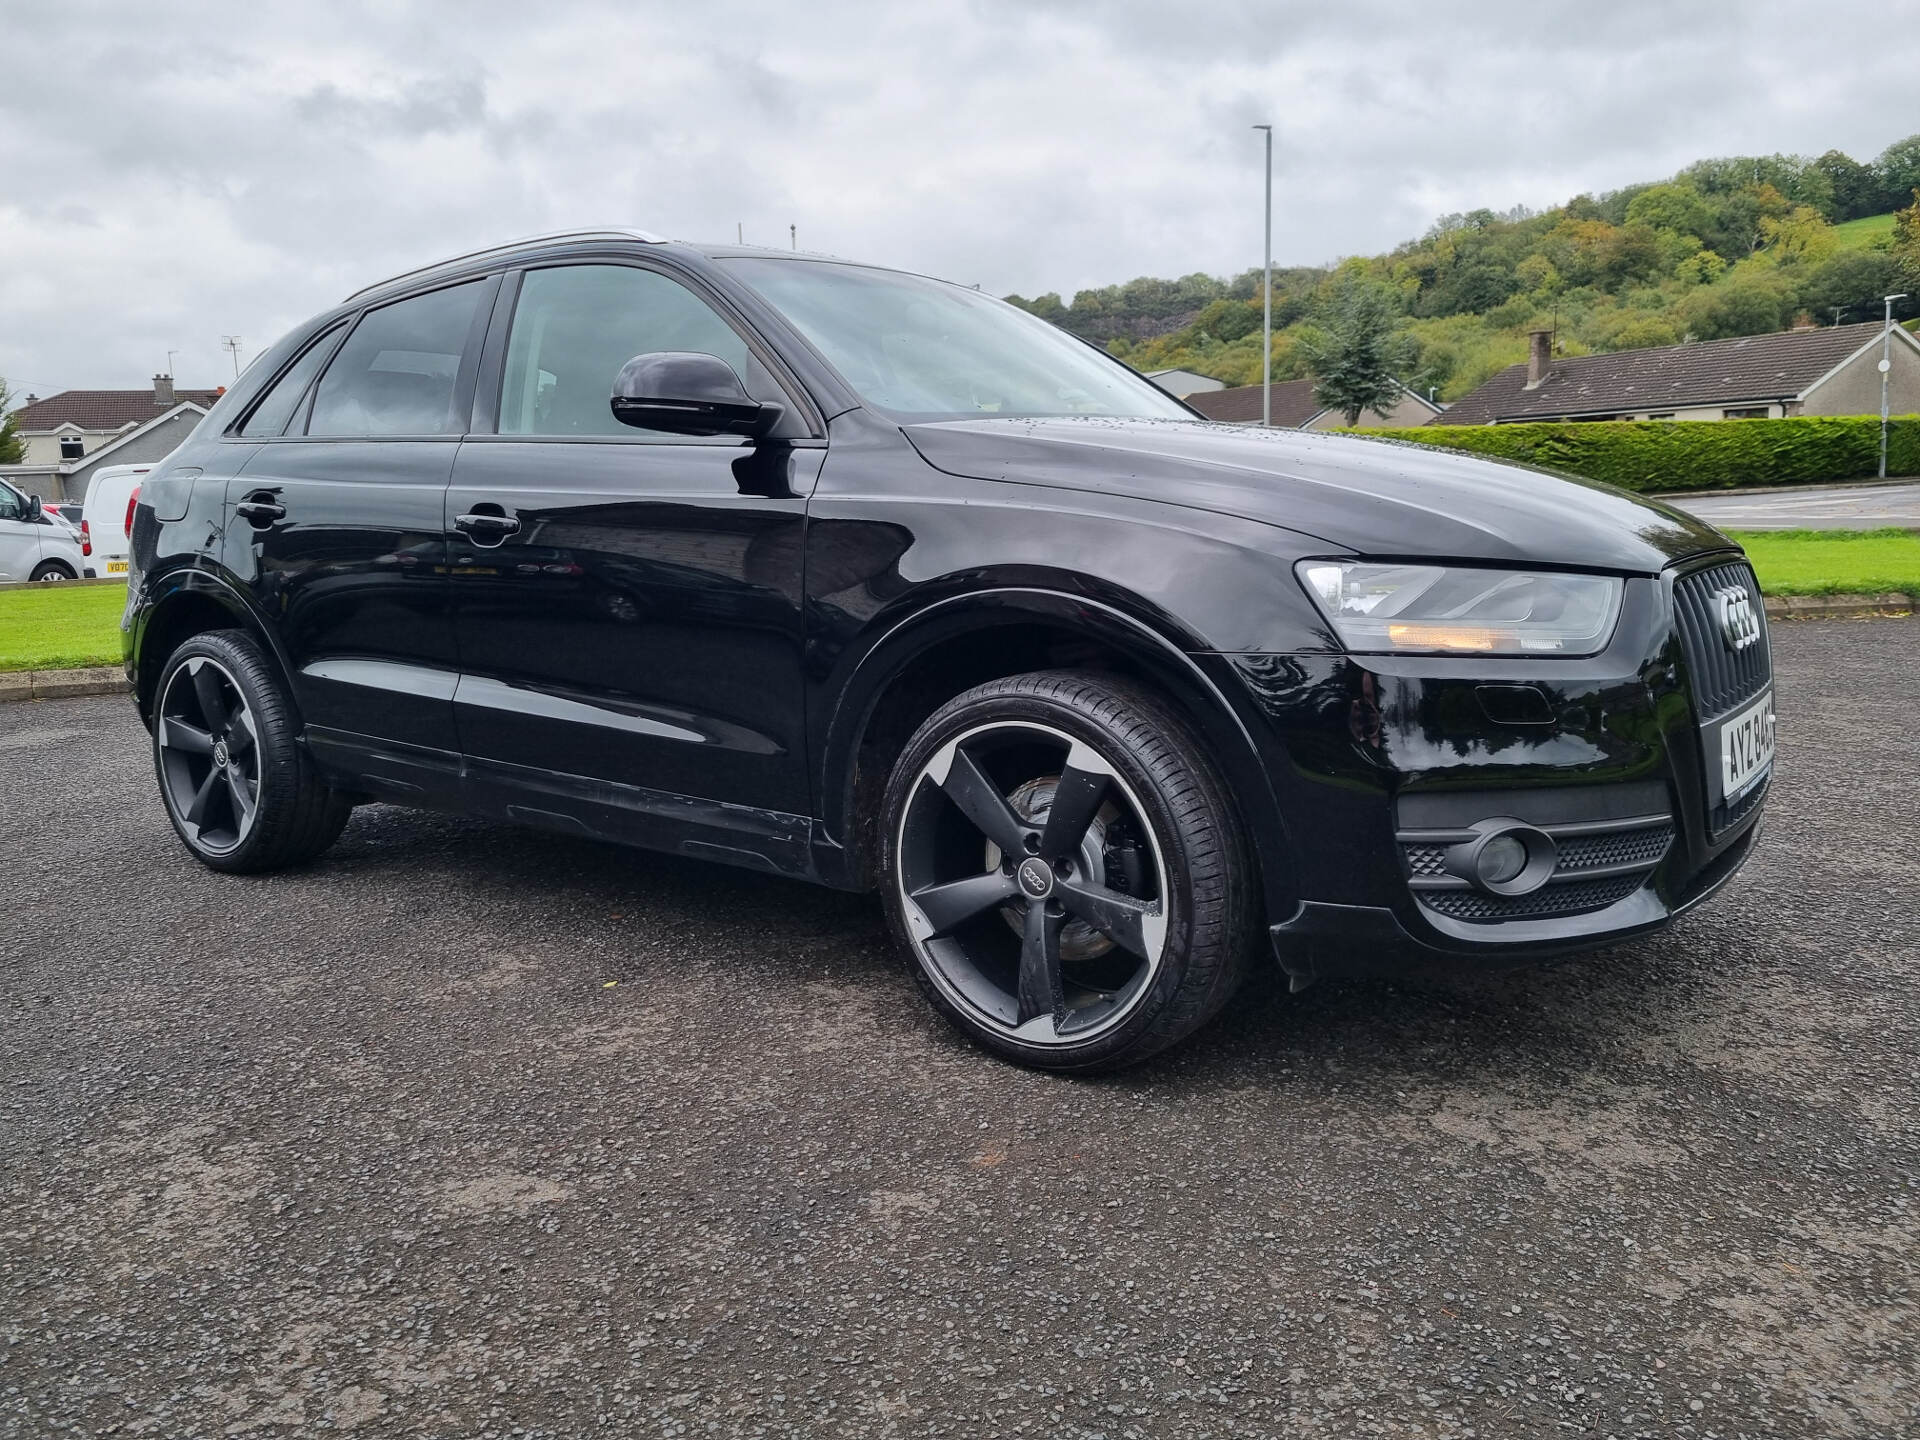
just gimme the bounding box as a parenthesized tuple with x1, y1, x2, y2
(903, 416, 1729, 572)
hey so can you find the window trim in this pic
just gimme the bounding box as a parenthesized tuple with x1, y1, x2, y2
(242, 274, 502, 444)
(229, 318, 351, 439)
(465, 255, 820, 445)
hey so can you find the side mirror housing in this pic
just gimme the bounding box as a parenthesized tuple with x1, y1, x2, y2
(23, 494, 42, 522)
(610, 352, 783, 439)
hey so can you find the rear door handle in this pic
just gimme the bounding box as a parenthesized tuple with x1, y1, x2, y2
(454, 511, 521, 543)
(234, 499, 285, 526)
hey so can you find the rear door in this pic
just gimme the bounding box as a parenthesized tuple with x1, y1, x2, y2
(225, 276, 496, 754)
(445, 260, 817, 832)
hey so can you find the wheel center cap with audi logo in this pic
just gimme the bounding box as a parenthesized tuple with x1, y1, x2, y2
(212, 739, 231, 769)
(1016, 856, 1055, 899)
(1713, 584, 1760, 652)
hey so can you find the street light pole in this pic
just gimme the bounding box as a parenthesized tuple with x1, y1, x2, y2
(1253, 124, 1272, 428)
(1881, 293, 1907, 479)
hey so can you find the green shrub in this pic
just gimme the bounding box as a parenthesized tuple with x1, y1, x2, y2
(1346, 415, 1920, 491)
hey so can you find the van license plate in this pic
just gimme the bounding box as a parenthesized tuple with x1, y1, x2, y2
(106, 560, 128, 574)
(1720, 689, 1774, 801)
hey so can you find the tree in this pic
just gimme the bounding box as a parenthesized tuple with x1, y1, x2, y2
(1801, 249, 1905, 322)
(1892, 189, 1920, 291)
(1874, 135, 1920, 214)
(1812, 149, 1880, 222)
(1299, 280, 1415, 425)
(0, 380, 23, 466)
(1758, 204, 1839, 267)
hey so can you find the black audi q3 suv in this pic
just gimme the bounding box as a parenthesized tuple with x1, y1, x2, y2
(124, 229, 1773, 1070)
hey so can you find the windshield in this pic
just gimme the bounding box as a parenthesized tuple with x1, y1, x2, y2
(722, 257, 1192, 423)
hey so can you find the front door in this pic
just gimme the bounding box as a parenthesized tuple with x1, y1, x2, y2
(224, 277, 495, 754)
(446, 262, 816, 840)
(0, 482, 42, 580)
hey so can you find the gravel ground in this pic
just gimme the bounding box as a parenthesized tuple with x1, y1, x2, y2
(2, 620, 1916, 1439)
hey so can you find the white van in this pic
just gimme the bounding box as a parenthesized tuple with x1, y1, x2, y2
(0, 478, 89, 581)
(79, 463, 154, 579)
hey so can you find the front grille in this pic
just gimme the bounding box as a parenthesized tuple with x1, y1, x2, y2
(1418, 872, 1647, 922)
(1673, 561, 1771, 721)
(1712, 772, 1769, 834)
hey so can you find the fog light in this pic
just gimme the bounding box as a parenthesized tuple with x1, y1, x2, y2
(1476, 833, 1528, 886)
(1445, 821, 1558, 898)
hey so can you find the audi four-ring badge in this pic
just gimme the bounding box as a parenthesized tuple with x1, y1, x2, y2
(120, 231, 1773, 1071)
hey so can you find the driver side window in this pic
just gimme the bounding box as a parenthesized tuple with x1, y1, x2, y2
(0, 483, 23, 522)
(498, 265, 757, 438)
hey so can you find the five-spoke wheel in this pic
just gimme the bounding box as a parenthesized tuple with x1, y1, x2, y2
(156, 656, 261, 856)
(150, 629, 352, 873)
(885, 671, 1250, 1072)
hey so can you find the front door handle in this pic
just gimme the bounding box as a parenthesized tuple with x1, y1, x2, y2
(454, 511, 521, 547)
(235, 498, 285, 527)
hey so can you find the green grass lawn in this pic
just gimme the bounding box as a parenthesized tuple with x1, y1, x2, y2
(1729, 528, 1920, 598)
(0, 583, 127, 672)
(1833, 212, 1896, 250)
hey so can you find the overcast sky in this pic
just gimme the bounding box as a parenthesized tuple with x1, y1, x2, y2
(4, 0, 1918, 397)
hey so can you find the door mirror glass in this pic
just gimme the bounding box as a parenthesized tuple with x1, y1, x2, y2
(23, 493, 43, 522)
(611, 352, 783, 438)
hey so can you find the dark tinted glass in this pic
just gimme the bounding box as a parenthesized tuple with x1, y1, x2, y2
(240, 324, 343, 437)
(499, 265, 752, 437)
(308, 281, 485, 437)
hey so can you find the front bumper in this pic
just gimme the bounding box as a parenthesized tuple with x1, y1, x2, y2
(1206, 554, 1773, 985)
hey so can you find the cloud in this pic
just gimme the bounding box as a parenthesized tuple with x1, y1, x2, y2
(2, 0, 1916, 392)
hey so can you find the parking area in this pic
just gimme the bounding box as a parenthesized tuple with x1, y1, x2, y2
(2, 621, 1916, 1438)
(1668, 480, 1920, 531)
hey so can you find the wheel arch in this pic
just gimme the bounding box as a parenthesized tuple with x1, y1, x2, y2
(132, 568, 298, 726)
(817, 587, 1299, 924)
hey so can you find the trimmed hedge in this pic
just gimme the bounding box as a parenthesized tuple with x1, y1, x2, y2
(1344, 415, 1920, 493)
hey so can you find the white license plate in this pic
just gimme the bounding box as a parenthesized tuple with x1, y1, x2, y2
(106, 559, 128, 574)
(1720, 689, 1775, 801)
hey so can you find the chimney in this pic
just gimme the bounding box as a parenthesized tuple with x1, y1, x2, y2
(1524, 329, 1553, 390)
(153, 374, 175, 408)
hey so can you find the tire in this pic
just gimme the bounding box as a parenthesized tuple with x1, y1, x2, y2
(151, 629, 352, 874)
(30, 560, 74, 582)
(881, 671, 1255, 1073)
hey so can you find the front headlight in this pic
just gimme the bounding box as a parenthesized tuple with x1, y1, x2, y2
(1296, 561, 1623, 656)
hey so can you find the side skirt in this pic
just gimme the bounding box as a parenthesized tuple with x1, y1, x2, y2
(304, 725, 820, 882)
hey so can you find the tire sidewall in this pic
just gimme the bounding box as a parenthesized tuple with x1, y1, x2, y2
(881, 681, 1217, 1071)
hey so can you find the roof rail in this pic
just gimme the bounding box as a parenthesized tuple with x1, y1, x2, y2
(343, 228, 669, 302)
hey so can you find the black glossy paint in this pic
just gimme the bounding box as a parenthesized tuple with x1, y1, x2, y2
(125, 233, 1768, 982)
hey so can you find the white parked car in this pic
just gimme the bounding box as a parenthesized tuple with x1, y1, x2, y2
(0, 479, 89, 581)
(79, 463, 153, 580)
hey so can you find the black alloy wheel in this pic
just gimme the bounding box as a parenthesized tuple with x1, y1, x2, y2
(156, 655, 261, 857)
(885, 671, 1252, 1072)
(151, 629, 353, 873)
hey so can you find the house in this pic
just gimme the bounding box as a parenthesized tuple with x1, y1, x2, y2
(2, 376, 221, 502)
(1435, 322, 1920, 425)
(1184, 377, 1442, 429)
(1145, 367, 1228, 398)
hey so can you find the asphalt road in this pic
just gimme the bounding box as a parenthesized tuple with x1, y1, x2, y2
(4, 621, 1917, 1439)
(1667, 481, 1920, 531)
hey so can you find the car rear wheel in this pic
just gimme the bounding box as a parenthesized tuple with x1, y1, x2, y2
(152, 630, 351, 873)
(882, 671, 1254, 1072)
(30, 560, 74, 582)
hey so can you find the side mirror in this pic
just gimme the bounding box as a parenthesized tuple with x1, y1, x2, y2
(23, 494, 42, 522)
(610, 352, 783, 439)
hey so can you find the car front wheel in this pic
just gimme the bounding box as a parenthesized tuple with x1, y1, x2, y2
(882, 671, 1254, 1072)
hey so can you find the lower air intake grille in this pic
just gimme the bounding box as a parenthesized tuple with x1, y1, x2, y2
(1418, 872, 1647, 922)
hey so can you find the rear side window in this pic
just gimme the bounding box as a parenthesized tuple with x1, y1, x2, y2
(308, 281, 486, 437)
(239, 323, 343, 437)
(499, 265, 752, 437)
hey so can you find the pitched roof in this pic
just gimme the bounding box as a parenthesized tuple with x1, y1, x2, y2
(1434, 322, 1902, 425)
(11, 388, 222, 432)
(1184, 378, 1327, 426)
